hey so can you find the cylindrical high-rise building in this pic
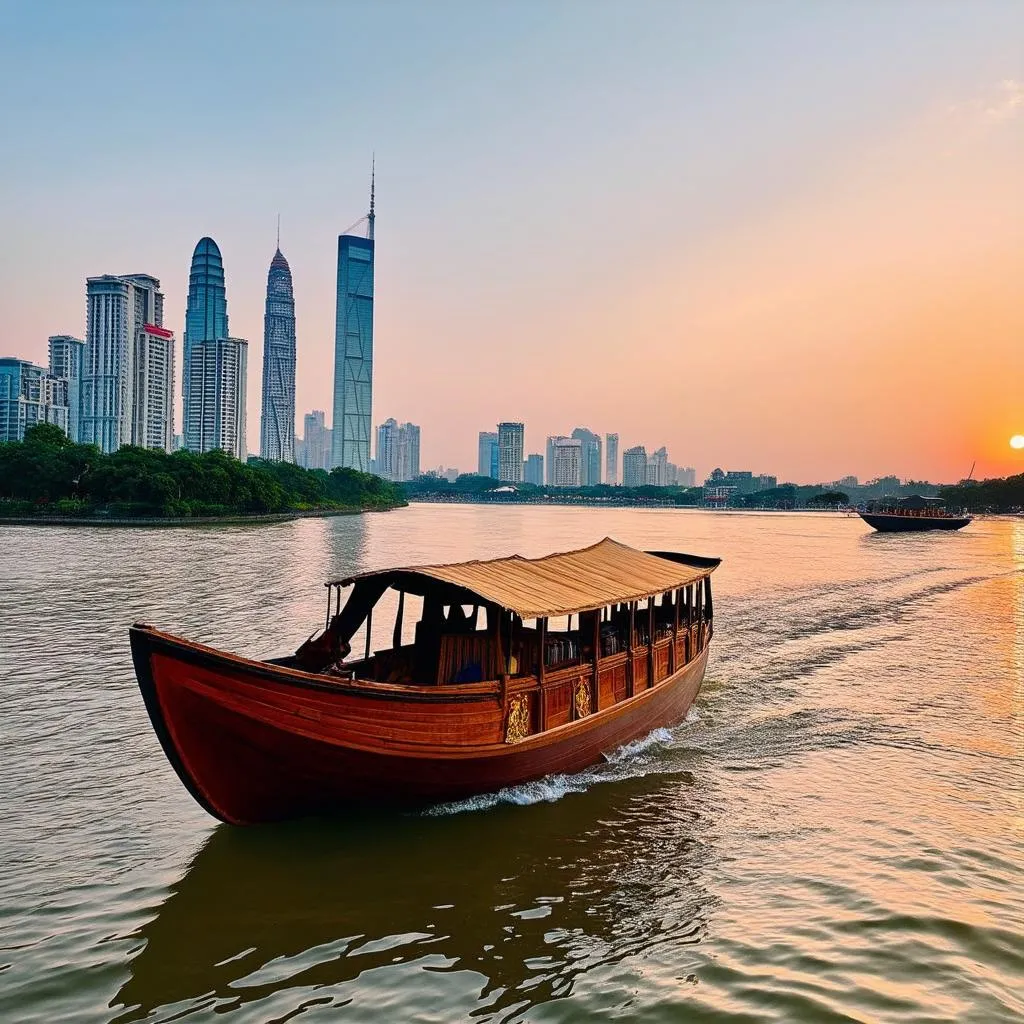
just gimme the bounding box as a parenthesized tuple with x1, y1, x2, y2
(183, 237, 228, 433)
(183, 237, 247, 459)
(259, 247, 296, 462)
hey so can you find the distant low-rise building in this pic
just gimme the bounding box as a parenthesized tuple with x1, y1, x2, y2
(704, 485, 736, 507)
(757, 474, 778, 491)
(723, 470, 756, 494)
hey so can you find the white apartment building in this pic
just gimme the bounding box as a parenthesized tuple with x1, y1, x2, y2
(497, 422, 524, 483)
(550, 437, 583, 487)
(47, 335, 85, 442)
(82, 274, 174, 453)
(376, 418, 421, 482)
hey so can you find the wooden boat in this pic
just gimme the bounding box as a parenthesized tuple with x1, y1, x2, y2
(130, 538, 720, 825)
(858, 495, 971, 533)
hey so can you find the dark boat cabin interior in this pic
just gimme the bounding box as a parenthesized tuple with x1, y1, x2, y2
(289, 560, 715, 694)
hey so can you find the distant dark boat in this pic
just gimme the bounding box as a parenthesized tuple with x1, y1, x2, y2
(858, 495, 971, 533)
(130, 538, 720, 825)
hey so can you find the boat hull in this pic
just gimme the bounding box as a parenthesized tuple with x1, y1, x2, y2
(859, 512, 971, 532)
(131, 627, 710, 825)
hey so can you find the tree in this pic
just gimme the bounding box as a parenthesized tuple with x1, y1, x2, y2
(807, 491, 849, 507)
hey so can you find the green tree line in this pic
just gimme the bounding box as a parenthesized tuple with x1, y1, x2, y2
(0, 424, 404, 518)
(939, 475, 1024, 512)
(404, 473, 704, 504)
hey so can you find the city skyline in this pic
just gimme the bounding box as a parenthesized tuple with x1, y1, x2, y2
(2, 4, 1022, 480)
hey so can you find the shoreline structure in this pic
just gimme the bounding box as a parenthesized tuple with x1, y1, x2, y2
(0, 506, 401, 528)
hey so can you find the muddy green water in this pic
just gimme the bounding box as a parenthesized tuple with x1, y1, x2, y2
(1, 505, 1021, 1022)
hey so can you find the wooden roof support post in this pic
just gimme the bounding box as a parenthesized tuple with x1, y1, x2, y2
(494, 605, 508, 706)
(627, 601, 636, 698)
(670, 588, 680, 674)
(537, 617, 547, 732)
(592, 609, 601, 711)
(647, 598, 655, 688)
(695, 581, 704, 650)
(392, 590, 405, 650)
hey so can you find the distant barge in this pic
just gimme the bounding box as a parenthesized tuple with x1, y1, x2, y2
(858, 495, 971, 533)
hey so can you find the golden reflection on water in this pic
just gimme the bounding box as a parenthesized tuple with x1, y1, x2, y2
(2, 507, 1023, 1023)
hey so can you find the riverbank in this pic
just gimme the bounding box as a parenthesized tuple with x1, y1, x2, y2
(0, 505, 404, 528)
(408, 495, 846, 512)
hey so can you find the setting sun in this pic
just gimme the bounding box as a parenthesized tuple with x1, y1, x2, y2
(1011, 435, 1024, 450)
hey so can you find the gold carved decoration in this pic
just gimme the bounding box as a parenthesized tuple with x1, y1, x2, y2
(505, 695, 531, 744)
(574, 679, 591, 719)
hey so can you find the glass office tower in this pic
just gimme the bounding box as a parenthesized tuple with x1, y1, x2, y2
(331, 234, 374, 470)
(183, 237, 228, 429)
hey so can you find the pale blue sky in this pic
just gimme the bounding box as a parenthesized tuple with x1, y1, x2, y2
(1, 1, 1022, 479)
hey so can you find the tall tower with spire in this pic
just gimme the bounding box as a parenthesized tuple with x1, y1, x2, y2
(330, 165, 375, 471)
(259, 224, 297, 462)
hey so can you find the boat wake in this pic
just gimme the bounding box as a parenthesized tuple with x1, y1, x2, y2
(424, 721, 691, 817)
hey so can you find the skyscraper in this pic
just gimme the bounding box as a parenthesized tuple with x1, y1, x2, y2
(183, 238, 247, 459)
(332, 173, 375, 471)
(259, 240, 296, 462)
(134, 324, 175, 451)
(647, 446, 669, 486)
(497, 422, 524, 483)
(376, 418, 421, 481)
(524, 453, 544, 485)
(185, 338, 248, 459)
(183, 237, 227, 430)
(477, 430, 498, 478)
(82, 273, 173, 452)
(545, 435, 567, 485)
(300, 410, 331, 470)
(571, 427, 602, 486)
(0, 358, 68, 441)
(605, 433, 619, 486)
(48, 335, 84, 442)
(550, 437, 583, 487)
(623, 445, 648, 488)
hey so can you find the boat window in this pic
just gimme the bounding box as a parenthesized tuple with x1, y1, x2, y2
(599, 604, 627, 656)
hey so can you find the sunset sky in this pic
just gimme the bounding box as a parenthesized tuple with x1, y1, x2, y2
(1, 1, 1022, 483)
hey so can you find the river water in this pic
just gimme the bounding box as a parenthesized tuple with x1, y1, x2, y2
(1, 505, 1021, 1023)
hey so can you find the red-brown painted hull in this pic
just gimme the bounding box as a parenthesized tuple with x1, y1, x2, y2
(131, 627, 710, 825)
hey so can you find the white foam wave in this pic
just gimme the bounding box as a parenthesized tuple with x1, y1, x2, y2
(424, 722, 690, 817)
